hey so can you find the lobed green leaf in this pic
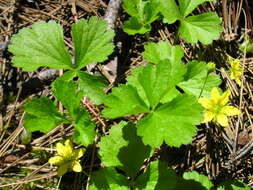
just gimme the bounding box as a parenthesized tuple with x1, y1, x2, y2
(135, 161, 179, 190)
(99, 122, 151, 178)
(137, 62, 173, 108)
(123, 17, 151, 35)
(77, 71, 108, 105)
(122, 0, 143, 19)
(159, 0, 181, 24)
(159, 0, 222, 44)
(9, 21, 72, 71)
(179, 12, 222, 44)
(217, 180, 250, 190)
(24, 97, 67, 133)
(73, 109, 96, 146)
(178, 0, 214, 17)
(72, 17, 115, 69)
(52, 76, 84, 120)
(137, 94, 203, 147)
(102, 85, 149, 118)
(183, 171, 213, 189)
(52, 74, 96, 146)
(178, 61, 221, 97)
(89, 167, 130, 190)
(143, 41, 184, 65)
(122, 0, 160, 35)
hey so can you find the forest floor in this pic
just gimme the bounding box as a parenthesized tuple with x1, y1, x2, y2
(0, 0, 253, 189)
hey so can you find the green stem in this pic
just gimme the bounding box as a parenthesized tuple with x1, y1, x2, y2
(130, 178, 136, 190)
(198, 72, 210, 98)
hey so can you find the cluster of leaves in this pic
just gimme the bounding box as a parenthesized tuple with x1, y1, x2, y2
(9, 15, 221, 149)
(102, 41, 221, 148)
(7, 3, 248, 189)
(9, 16, 115, 146)
(90, 122, 250, 190)
(123, 0, 223, 44)
(122, 0, 160, 35)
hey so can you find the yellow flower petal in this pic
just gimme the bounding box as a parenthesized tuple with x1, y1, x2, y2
(64, 139, 73, 155)
(229, 57, 243, 86)
(64, 139, 73, 149)
(73, 148, 85, 159)
(228, 56, 233, 64)
(57, 164, 69, 176)
(49, 156, 63, 165)
(211, 87, 220, 100)
(230, 72, 235, 80)
(203, 111, 215, 123)
(198, 98, 213, 109)
(72, 161, 82, 172)
(220, 90, 230, 106)
(222, 106, 241, 116)
(216, 114, 228, 127)
(235, 78, 241, 86)
(56, 142, 66, 156)
(56, 140, 73, 157)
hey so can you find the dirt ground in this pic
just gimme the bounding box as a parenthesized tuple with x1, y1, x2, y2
(0, 0, 253, 189)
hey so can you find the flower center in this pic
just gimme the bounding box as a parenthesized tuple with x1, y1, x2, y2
(64, 155, 74, 163)
(213, 104, 222, 114)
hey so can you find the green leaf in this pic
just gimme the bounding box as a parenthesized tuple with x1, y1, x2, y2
(123, 0, 159, 22)
(71, 17, 115, 69)
(179, 12, 222, 44)
(122, 0, 143, 18)
(183, 171, 213, 189)
(143, 41, 184, 65)
(160, 87, 180, 104)
(89, 167, 130, 190)
(179, 75, 221, 98)
(178, 61, 221, 97)
(159, 0, 222, 44)
(24, 97, 67, 133)
(137, 94, 202, 147)
(99, 121, 151, 178)
(99, 122, 128, 167)
(122, 0, 160, 35)
(135, 161, 179, 190)
(137, 62, 173, 108)
(217, 180, 250, 190)
(57, 70, 76, 81)
(127, 62, 185, 107)
(181, 61, 207, 80)
(73, 109, 96, 146)
(52, 75, 96, 146)
(104, 59, 186, 118)
(126, 66, 149, 106)
(158, 0, 181, 24)
(162, 61, 186, 89)
(102, 85, 149, 118)
(143, 0, 160, 24)
(159, 0, 214, 21)
(77, 71, 108, 105)
(9, 21, 72, 71)
(123, 17, 151, 35)
(142, 42, 186, 91)
(52, 76, 84, 120)
(178, 0, 214, 17)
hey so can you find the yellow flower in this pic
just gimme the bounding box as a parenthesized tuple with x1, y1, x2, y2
(198, 87, 241, 127)
(228, 56, 243, 86)
(49, 139, 85, 176)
